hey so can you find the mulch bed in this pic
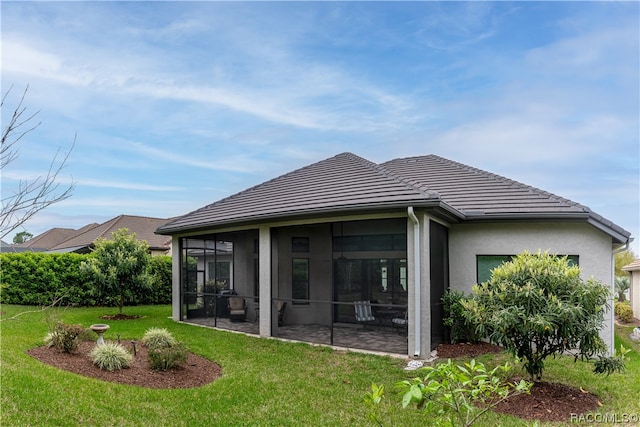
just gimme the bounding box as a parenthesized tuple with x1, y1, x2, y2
(28, 339, 604, 422)
(27, 341, 222, 389)
(434, 342, 602, 423)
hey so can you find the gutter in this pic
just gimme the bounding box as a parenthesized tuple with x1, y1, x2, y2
(407, 206, 421, 358)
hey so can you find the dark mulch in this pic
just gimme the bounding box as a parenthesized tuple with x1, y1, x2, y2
(27, 340, 222, 389)
(100, 314, 145, 320)
(434, 342, 602, 423)
(28, 339, 603, 422)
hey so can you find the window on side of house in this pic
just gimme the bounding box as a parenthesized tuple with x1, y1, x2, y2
(476, 254, 579, 284)
(292, 258, 309, 304)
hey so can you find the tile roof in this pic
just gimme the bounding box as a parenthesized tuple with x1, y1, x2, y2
(49, 215, 171, 252)
(159, 153, 447, 233)
(622, 259, 640, 272)
(157, 152, 631, 243)
(13, 227, 85, 250)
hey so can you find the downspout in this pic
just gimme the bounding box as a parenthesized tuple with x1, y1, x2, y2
(408, 206, 421, 358)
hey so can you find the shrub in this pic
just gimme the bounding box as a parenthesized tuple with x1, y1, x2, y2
(147, 256, 172, 304)
(90, 342, 133, 371)
(0, 252, 96, 306)
(141, 327, 176, 349)
(441, 290, 480, 343)
(615, 301, 634, 323)
(148, 342, 188, 371)
(368, 359, 531, 427)
(463, 250, 613, 380)
(49, 322, 89, 353)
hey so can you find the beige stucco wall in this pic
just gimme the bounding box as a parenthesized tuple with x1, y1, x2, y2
(449, 221, 616, 351)
(628, 267, 640, 322)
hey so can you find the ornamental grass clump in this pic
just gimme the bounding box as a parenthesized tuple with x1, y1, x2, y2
(90, 342, 133, 371)
(141, 327, 176, 349)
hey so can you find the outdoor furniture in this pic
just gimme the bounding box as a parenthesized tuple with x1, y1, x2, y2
(228, 297, 246, 322)
(277, 301, 287, 326)
(354, 300, 376, 330)
(392, 311, 408, 335)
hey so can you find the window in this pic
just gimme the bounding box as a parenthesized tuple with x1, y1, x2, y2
(292, 237, 309, 252)
(333, 234, 406, 252)
(292, 258, 309, 304)
(476, 254, 579, 284)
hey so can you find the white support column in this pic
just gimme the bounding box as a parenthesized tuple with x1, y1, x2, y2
(258, 226, 272, 337)
(172, 235, 181, 321)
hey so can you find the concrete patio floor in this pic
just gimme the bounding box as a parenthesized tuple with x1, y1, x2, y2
(184, 317, 409, 356)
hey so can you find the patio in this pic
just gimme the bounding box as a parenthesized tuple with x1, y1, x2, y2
(185, 318, 409, 356)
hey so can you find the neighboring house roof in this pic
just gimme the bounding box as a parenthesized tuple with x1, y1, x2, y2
(48, 215, 172, 253)
(157, 152, 631, 244)
(622, 259, 640, 272)
(13, 227, 87, 250)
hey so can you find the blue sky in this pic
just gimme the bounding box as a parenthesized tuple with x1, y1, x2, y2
(2, 1, 638, 253)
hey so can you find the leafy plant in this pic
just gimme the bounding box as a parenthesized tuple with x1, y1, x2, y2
(90, 342, 133, 371)
(80, 228, 151, 315)
(394, 359, 531, 427)
(594, 345, 630, 375)
(141, 327, 176, 349)
(462, 250, 615, 380)
(615, 276, 630, 302)
(442, 290, 480, 343)
(48, 322, 89, 353)
(614, 301, 634, 323)
(147, 341, 187, 371)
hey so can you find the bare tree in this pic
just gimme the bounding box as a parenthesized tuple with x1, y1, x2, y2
(1, 85, 75, 239)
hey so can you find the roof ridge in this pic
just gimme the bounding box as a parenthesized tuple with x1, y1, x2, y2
(427, 155, 590, 212)
(345, 153, 440, 199)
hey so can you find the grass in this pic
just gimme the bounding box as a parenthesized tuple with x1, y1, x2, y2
(1, 304, 638, 427)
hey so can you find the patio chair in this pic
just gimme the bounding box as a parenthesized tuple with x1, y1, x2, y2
(228, 297, 246, 322)
(392, 311, 408, 335)
(277, 301, 287, 327)
(354, 300, 377, 330)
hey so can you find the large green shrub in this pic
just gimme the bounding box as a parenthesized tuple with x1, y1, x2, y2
(1, 251, 171, 307)
(0, 252, 96, 306)
(147, 256, 172, 304)
(463, 250, 615, 380)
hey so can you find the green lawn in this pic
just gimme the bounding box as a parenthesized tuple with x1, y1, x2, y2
(1, 304, 638, 426)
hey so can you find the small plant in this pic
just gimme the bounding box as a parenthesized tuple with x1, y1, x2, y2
(394, 358, 531, 427)
(594, 345, 631, 376)
(48, 322, 89, 353)
(615, 301, 634, 323)
(441, 290, 480, 343)
(141, 327, 177, 349)
(148, 341, 188, 371)
(90, 342, 133, 371)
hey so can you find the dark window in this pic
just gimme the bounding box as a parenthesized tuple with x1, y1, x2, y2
(292, 258, 309, 304)
(292, 237, 310, 252)
(333, 234, 405, 252)
(476, 254, 579, 284)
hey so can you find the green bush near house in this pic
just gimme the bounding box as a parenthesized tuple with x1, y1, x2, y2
(90, 342, 133, 371)
(615, 301, 634, 323)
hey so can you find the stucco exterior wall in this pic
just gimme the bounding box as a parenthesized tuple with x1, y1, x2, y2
(449, 221, 616, 350)
(628, 268, 640, 323)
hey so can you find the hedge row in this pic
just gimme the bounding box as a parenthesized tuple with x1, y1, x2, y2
(0, 252, 172, 307)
